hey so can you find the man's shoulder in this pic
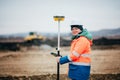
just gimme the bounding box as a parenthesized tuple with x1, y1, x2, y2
(78, 36, 87, 40)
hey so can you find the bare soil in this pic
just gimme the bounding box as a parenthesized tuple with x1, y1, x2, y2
(0, 47, 120, 80)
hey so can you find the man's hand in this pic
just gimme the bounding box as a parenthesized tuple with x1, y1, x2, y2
(56, 57, 61, 63)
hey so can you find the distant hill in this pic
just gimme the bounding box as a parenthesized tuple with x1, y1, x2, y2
(0, 28, 120, 39)
(0, 33, 29, 38)
(90, 28, 120, 39)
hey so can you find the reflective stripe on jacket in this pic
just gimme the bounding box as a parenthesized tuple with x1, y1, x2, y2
(68, 36, 92, 66)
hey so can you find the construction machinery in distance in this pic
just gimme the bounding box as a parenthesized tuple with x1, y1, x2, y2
(0, 32, 45, 51)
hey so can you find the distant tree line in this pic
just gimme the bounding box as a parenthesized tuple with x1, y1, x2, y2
(0, 37, 120, 51)
(93, 37, 120, 45)
(42, 37, 120, 47)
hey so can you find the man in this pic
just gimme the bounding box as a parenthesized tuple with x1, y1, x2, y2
(57, 24, 92, 80)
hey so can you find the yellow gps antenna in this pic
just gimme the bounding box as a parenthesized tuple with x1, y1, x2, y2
(53, 16, 65, 80)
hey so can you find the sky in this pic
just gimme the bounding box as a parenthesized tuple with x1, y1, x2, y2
(0, 0, 120, 34)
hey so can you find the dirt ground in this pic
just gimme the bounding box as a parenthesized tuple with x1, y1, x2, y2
(0, 46, 120, 80)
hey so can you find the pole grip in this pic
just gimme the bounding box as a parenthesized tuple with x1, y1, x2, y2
(50, 52, 62, 57)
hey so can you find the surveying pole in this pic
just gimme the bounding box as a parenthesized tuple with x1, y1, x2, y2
(53, 16, 65, 80)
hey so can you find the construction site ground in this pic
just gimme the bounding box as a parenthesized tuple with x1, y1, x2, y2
(0, 46, 120, 80)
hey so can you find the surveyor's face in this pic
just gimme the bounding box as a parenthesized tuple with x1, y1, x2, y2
(71, 27, 81, 35)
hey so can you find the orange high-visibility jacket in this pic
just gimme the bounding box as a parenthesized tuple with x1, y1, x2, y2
(59, 29, 92, 79)
(67, 36, 92, 66)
